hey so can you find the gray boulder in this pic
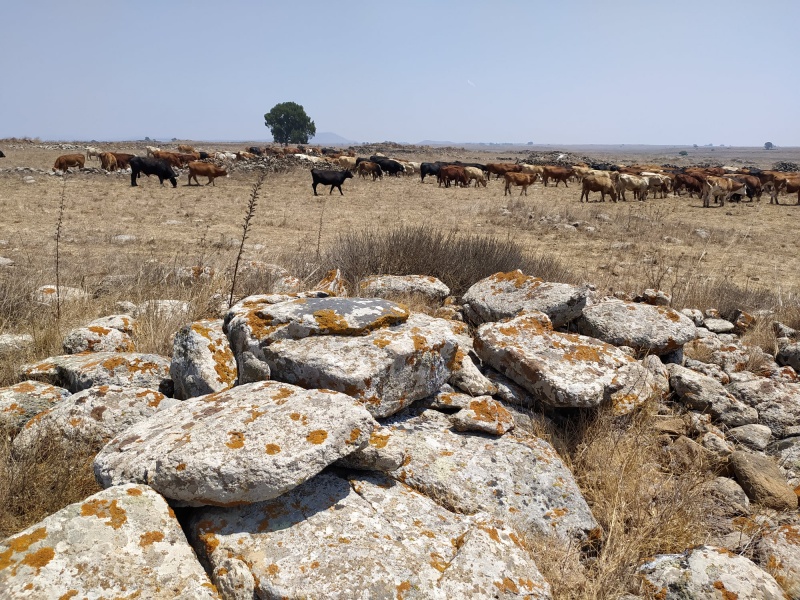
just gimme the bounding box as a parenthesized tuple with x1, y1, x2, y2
(0, 380, 71, 434)
(730, 450, 797, 511)
(667, 363, 759, 427)
(358, 274, 450, 303)
(170, 319, 237, 399)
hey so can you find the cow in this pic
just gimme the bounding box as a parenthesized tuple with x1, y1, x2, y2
(145, 146, 160, 157)
(580, 173, 618, 203)
(616, 173, 649, 201)
(177, 144, 195, 153)
(438, 165, 469, 188)
(504, 172, 537, 196)
(52, 154, 85, 172)
(188, 161, 228, 186)
(215, 151, 237, 161)
(420, 162, 442, 183)
(152, 150, 183, 168)
(464, 166, 487, 187)
(338, 156, 357, 170)
(486, 163, 522, 180)
(727, 174, 761, 202)
(236, 151, 256, 161)
(98, 152, 118, 171)
(541, 166, 574, 187)
(130, 156, 178, 187)
(773, 175, 800, 205)
(641, 172, 672, 198)
(177, 152, 200, 166)
(110, 153, 135, 169)
(0, 150, 5, 158)
(356, 161, 383, 181)
(702, 176, 747, 208)
(311, 169, 353, 195)
(370, 157, 405, 177)
(85, 146, 102, 161)
(247, 146, 263, 156)
(672, 173, 704, 198)
(521, 163, 545, 178)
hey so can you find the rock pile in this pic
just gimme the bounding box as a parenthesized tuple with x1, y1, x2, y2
(1, 269, 799, 598)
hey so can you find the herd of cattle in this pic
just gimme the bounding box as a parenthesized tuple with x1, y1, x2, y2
(5, 143, 799, 206)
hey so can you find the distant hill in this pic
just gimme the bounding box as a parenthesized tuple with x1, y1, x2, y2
(309, 132, 357, 145)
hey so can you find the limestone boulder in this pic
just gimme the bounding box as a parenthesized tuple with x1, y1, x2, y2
(449, 396, 515, 435)
(335, 426, 406, 472)
(730, 451, 797, 511)
(12, 385, 177, 452)
(475, 313, 640, 409)
(462, 270, 590, 327)
(639, 545, 786, 600)
(86, 314, 137, 335)
(187, 472, 551, 600)
(0, 333, 34, 357)
(387, 408, 598, 541)
(62, 325, 135, 354)
(757, 524, 800, 599)
(667, 364, 759, 428)
(33, 285, 90, 305)
(727, 424, 773, 451)
(770, 436, 800, 488)
(170, 319, 236, 400)
(727, 378, 800, 438)
(577, 298, 696, 355)
(448, 351, 498, 396)
(20, 352, 171, 394)
(703, 317, 736, 334)
(358, 274, 450, 303)
(0, 484, 219, 599)
(0, 380, 71, 434)
(94, 381, 377, 506)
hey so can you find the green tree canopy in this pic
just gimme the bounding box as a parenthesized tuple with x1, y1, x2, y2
(765, 141, 774, 150)
(264, 102, 316, 145)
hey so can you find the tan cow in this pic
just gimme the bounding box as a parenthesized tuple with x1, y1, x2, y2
(152, 150, 183, 168)
(702, 176, 747, 208)
(464, 166, 487, 187)
(616, 173, 649, 201)
(177, 144, 195, 153)
(338, 156, 357, 170)
(188, 161, 228, 186)
(541, 166, 574, 187)
(356, 161, 382, 180)
(504, 172, 537, 196)
(580, 173, 618, 203)
(775, 175, 800, 205)
(99, 152, 118, 171)
(52, 154, 85, 172)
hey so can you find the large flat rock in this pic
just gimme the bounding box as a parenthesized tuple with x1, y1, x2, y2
(0, 381, 71, 435)
(94, 381, 377, 506)
(187, 472, 551, 599)
(0, 484, 219, 599)
(359, 274, 451, 303)
(170, 319, 237, 399)
(387, 408, 598, 541)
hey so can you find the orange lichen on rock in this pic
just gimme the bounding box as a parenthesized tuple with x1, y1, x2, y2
(267, 563, 280, 576)
(226, 431, 245, 449)
(139, 531, 165, 547)
(369, 430, 390, 448)
(265, 444, 281, 455)
(12, 382, 37, 393)
(307, 430, 328, 444)
(490, 270, 533, 290)
(80, 499, 127, 529)
(126, 487, 143, 496)
(712, 580, 738, 600)
(347, 428, 362, 445)
(494, 577, 520, 594)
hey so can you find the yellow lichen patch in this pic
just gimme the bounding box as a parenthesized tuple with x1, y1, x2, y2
(545, 507, 569, 520)
(271, 387, 293, 404)
(139, 531, 164, 547)
(88, 326, 111, 335)
(267, 563, 280, 576)
(338, 537, 351, 544)
(126, 487, 143, 496)
(198, 532, 219, 554)
(100, 356, 128, 372)
(80, 499, 128, 529)
(312, 309, 352, 334)
(265, 444, 281, 455)
(494, 577, 520, 594)
(373, 337, 392, 349)
(307, 430, 328, 444)
(655, 305, 682, 323)
(244, 408, 265, 424)
(244, 311, 278, 341)
(11, 382, 37, 393)
(562, 342, 604, 363)
(396, 580, 412, 599)
(20, 546, 55, 573)
(490, 270, 531, 289)
(369, 431, 390, 448)
(4, 527, 48, 559)
(58, 591, 79, 600)
(712, 580, 738, 600)
(479, 525, 501, 543)
(446, 347, 465, 371)
(347, 428, 362, 445)
(226, 431, 245, 449)
(469, 398, 509, 424)
(176, 463, 187, 471)
(430, 552, 448, 573)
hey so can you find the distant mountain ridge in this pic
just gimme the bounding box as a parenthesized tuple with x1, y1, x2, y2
(309, 132, 357, 145)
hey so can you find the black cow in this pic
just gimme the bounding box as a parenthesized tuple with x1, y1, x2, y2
(454, 161, 488, 172)
(311, 169, 353, 195)
(130, 156, 178, 187)
(370, 157, 405, 177)
(420, 162, 442, 182)
(198, 151, 210, 160)
(247, 146, 263, 156)
(0, 150, 5, 158)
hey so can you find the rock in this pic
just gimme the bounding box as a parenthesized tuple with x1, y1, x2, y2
(87, 314, 136, 335)
(111, 234, 136, 244)
(639, 545, 786, 600)
(62, 325, 135, 354)
(448, 351, 498, 396)
(335, 426, 405, 472)
(730, 451, 797, 510)
(134, 299, 191, 321)
(237, 350, 271, 384)
(0, 381, 71, 434)
(638, 289, 671, 306)
(667, 435, 716, 472)
(358, 274, 450, 303)
(667, 364, 758, 427)
(0, 257, 14, 267)
(475, 313, 641, 409)
(702, 476, 750, 517)
(727, 378, 800, 438)
(757, 524, 800, 599)
(578, 298, 696, 356)
(684, 358, 730, 384)
(0, 484, 219, 599)
(314, 268, 348, 296)
(727, 424, 773, 451)
(681, 308, 705, 326)
(462, 270, 590, 327)
(94, 381, 377, 507)
(12, 385, 177, 452)
(703, 317, 736, 334)
(115, 300, 137, 314)
(0, 333, 34, 357)
(732, 309, 756, 333)
(32, 285, 90, 305)
(20, 352, 172, 394)
(388, 408, 598, 541)
(418, 386, 474, 411)
(774, 322, 798, 339)
(606, 358, 670, 416)
(187, 472, 551, 600)
(769, 436, 800, 488)
(777, 342, 800, 373)
(449, 396, 515, 435)
(170, 319, 236, 400)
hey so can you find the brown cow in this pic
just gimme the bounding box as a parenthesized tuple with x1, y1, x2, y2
(176, 152, 199, 166)
(356, 161, 383, 181)
(504, 172, 537, 196)
(672, 173, 704, 198)
(541, 166, 574, 187)
(438, 165, 469, 188)
(774, 175, 800, 205)
(177, 144, 195, 153)
(580, 173, 618, 203)
(152, 151, 183, 168)
(188, 161, 228, 186)
(110, 153, 135, 169)
(486, 163, 522, 180)
(98, 152, 118, 171)
(702, 176, 747, 208)
(52, 154, 85, 172)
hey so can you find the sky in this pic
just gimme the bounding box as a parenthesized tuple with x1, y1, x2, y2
(1, 0, 798, 146)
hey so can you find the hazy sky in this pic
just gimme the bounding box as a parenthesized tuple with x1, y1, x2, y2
(2, 1, 797, 145)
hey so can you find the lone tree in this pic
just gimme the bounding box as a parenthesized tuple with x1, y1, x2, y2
(264, 102, 316, 145)
(765, 141, 774, 150)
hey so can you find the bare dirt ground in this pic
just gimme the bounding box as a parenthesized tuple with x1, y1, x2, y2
(1, 140, 799, 309)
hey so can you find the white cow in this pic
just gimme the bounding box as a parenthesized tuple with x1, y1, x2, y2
(85, 146, 102, 161)
(145, 146, 161, 157)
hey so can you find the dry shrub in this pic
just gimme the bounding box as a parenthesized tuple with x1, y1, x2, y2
(324, 225, 576, 296)
(0, 423, 101, 538)
(525, 406, 712, 599)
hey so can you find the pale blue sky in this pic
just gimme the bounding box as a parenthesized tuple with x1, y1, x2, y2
(1, 0, 797, 145)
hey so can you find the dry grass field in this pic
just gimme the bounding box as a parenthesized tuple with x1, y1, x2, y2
(1, 139, 800, 597)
